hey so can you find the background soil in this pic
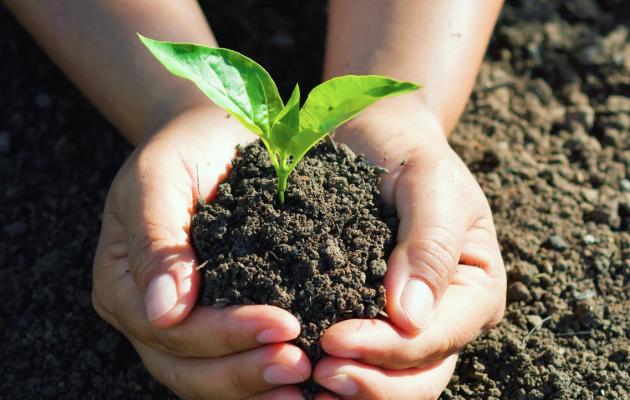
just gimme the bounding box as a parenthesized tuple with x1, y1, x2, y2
(0, 1, 628, 399)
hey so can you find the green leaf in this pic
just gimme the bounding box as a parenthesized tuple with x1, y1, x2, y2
(300, 75, 420, 135)
(270, 84, 300, 164)
(290, 75, 420, 167)
(138, 34, 283, 137)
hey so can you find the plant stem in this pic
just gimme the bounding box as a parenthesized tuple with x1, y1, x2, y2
(278, 173, 288, 205)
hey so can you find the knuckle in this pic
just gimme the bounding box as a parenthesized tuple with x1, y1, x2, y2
(90, 273, 123, 332)
(212, 310, 244, 356)
(406, 229, 458, 285)
(129, 235, 159, 283)
(389, 347, 418, 369)
(165, 363, 197, 400)
(152, 328, 185, 356)
(91, 289, 117, 328)
(485, 262, 507, 331)
(128, 232, 173, 289)
(228, 368, 250, 398)
(419, 327, 462, 368)
(487, 297, 506, 330)
(414, 338, 455, 369)
(222, 327, 243, 355)
(434, 333, 457, 360)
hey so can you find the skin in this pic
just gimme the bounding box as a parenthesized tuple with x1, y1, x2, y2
(5, 0, 506, 399)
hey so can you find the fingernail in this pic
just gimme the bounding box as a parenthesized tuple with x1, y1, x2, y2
(256, 328, 295, 344)
(401, 279, 434, 329)
(263, 364, 306, 385)
(145, 274, 178, 321)
(319, 374, 358, 396)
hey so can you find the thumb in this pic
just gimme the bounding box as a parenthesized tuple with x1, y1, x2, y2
(384, 158, 477, 334)
(131, 237, 199, 329)
(116, 149, 201, 329)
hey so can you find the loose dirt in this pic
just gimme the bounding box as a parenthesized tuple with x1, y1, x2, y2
(191, 142, 395, 396)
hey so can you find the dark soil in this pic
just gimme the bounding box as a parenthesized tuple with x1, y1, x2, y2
(1, 1, 628, 399)
(191, 141, 395, 395)
(191, 141, 395, 360)
(442, 1, 630, 398)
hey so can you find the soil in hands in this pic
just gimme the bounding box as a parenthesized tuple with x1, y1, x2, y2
(191, 140, 397, 362)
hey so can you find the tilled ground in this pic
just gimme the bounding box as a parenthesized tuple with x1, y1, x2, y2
(444, 1, 629, 398)
(0, 1, 628, 399)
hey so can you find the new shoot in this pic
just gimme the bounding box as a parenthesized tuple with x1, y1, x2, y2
(139, 35, 420, 204)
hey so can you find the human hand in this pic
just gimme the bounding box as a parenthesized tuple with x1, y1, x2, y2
(313, 100, 507, 399)
(92, 105, 311, 400)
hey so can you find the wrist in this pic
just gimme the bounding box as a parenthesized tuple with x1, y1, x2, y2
(132, 87, 209, 146)
(139, 102, 257, 148)
(337, 96, 448, 150)
(334, 97, 450, 198)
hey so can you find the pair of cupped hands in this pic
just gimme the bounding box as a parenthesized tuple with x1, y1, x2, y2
(92, 99, 506, 400)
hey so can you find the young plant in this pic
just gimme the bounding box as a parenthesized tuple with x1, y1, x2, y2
(139, 35, 420, 204)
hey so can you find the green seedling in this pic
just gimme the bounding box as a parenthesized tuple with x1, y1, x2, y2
(139, 34, 420, 204)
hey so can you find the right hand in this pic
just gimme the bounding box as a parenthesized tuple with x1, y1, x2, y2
(92, 105, 311, 400)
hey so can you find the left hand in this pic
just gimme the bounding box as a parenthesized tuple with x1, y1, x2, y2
(312, 100, 507, 399)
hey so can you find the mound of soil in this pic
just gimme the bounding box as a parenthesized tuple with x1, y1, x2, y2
(191, 141, 395, 361)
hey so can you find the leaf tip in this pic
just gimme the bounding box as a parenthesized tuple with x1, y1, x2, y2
(291, 83, 301, 101)
(402, 81, 422, 91)
(137, 33, 158, 51)
(137, 32, 149, 44)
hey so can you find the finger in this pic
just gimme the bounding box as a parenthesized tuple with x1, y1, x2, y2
(114, 122, 241, 328)
(386, 154, 484, 333)
(94, 250, 300, 358)
(133, 340, 311, 400)
(104, 145, 200, 328)
(321, 266, 503, 369)
(313, 355, 458, 400)
(93, 207, 301, 359)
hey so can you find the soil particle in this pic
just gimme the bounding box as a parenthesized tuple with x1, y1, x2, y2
(546, 234, 568, 251)
(191, 141, 396, 365)
(34, 93, 51, 109)
(0, 131, 9, 153)
(507, 282, 532, 302)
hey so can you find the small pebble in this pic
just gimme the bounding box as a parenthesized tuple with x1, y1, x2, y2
(620, 179, 630, 192)
(586, 204, 619, 228)
(511, 262, 538, 284)
(526, 315, 544, 328)
(4, 221, 27, 237)
(507, 281, 532, 302)
(548, 234, 568, 251)
(574, 288, 596, 301)
(582, 234, 597, 245)
(369, 259, 387, 278)
(0, 132, 9, 153)
(270, 31, 295, 47)
(35, 93, 52, 109)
